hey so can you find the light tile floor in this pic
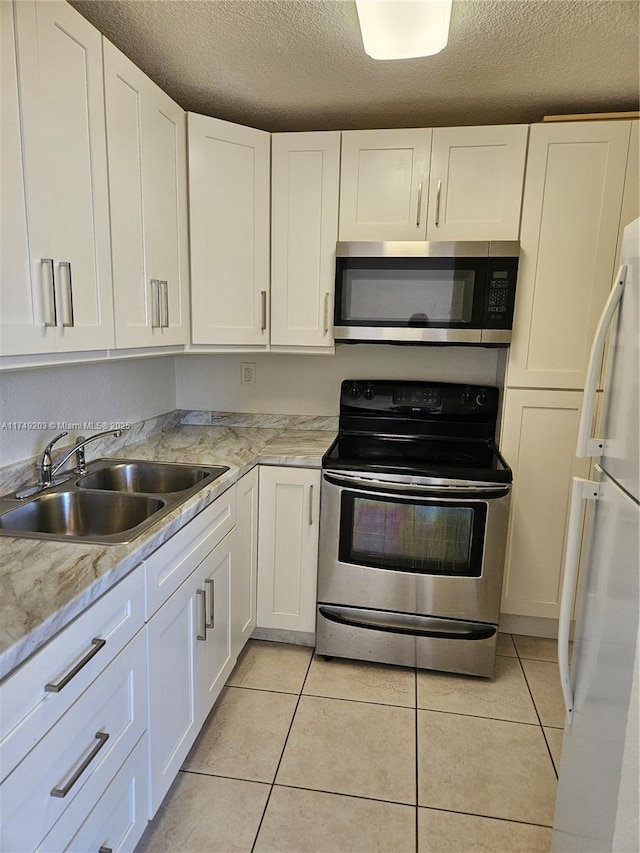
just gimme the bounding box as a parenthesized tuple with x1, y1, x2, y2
(137, 634, 566, 853)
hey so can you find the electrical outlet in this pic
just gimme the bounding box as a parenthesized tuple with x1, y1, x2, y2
(241, 362, 256, 387)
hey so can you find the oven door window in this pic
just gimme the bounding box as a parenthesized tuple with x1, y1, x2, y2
(339, 493, 487, 577)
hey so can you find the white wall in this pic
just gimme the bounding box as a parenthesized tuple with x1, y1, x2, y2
(0, 357, 176, 466)
(176, 346, 503, 414)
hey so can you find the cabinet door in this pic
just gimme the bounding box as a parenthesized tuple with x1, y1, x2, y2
(271, 132, 340, 349)
(14, 0, 114, 352)
(233, 468, 259, 657)
(0, 1, 54, 355)
(189, 114, 270, 346)
(507, 121, 631, 389)
(500, 389, 591, 619)
(426, 125, 528, 241)
(104, 41, 188, 349)
(339, 129, 432, 241)
(194, 530, 235, 727)
(146, 576, 197, 817)
(141, 76, 189, 346)
(257, 466, 320, 633)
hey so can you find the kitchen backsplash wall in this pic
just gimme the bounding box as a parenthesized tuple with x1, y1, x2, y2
(0, 357, 176, 467)
(175, 346, 504, 414)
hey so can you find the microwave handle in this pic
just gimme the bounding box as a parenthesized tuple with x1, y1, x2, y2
(323, 471, 509, 500)
(576, 265, 626, 458)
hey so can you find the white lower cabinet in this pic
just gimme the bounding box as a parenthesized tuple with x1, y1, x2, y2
(500, 389, 591, 619)
(146, 515, 237, 817)
(39, 735, 148, 853)
(1, 629, 147, 853)
(233, 468, 259, 657)
(257, 466, 321, 633)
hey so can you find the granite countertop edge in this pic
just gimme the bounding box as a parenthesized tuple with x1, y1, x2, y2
(0, 421, 337, 683)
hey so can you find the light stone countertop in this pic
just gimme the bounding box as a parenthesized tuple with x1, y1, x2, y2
(0, 420, 337, 682)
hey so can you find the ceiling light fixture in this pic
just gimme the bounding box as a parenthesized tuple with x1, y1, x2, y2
(355, 0, 453, 60)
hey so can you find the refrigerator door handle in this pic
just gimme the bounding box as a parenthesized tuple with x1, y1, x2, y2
(558, 477, 600, 724)
(577, 265, 627, 458)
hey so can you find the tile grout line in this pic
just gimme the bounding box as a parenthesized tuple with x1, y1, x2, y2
(513, 640, 560, 780)
(249, 649, 315, 853)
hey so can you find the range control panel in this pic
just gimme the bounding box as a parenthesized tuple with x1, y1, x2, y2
(341, 381, 499, 417)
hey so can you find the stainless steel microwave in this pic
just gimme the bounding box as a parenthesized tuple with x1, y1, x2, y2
(333, 241, 519, 345)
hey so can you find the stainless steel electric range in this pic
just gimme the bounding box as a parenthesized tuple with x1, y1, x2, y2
(316, 380, 512, 678)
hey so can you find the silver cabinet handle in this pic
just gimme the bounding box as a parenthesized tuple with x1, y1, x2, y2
(261, 290, 267, 332)
(161, 280, 169, 328)
(45, 638, 106, 693)
(308, 484, 314, 526)
(150, 280, 161, 328)
(196, 588, 207, 641)
(205, 578, 215, 629)
(323, 292, 330, 335)
(50, 731, 109, 798)
(59, 261, 75, 327)
(99, 848, 113, 853)
(416, 181, 423, 228)
(41, 258, 57, 327)
(435, 179, 442, 227)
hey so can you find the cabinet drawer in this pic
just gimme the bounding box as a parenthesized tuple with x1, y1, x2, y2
(0, 569, 145, 783)
(1, 630, 147, 853)
(37, 735, 148, 853)
(145, 485, 236, 619)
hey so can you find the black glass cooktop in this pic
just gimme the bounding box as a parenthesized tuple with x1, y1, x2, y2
(323, 435, 512, 483)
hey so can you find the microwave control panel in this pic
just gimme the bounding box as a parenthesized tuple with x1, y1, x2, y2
(482, 259, 519, 328)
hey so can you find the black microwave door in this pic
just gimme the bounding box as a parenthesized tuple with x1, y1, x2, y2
(334, 257, 489, 329)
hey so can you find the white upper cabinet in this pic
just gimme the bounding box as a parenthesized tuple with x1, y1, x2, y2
(104, 41, 189, 349)
(507, 121, 632, 390)
(189, 114, 270, 347)
(426, 125, 529, 241)
(271, 132, 340, 350)
(339, 129, 432, 241)
(8, 1, 114, 353)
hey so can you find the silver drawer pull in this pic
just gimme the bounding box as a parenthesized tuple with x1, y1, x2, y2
(45, 638, 106, 693)
(161, 280, 169, 328)
(196, 588, 207, 641)
(50, 731, 109, 798)
(59, 261, 75, 327)
(435, 179, 442, 227)
(205, 578, 215, 629)
(99, 848, 113, 853)
(416, 181, 423, 228)
(41, 258, 57, 327)
(261, 290, 267, 331)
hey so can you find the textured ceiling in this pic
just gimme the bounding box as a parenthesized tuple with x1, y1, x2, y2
(71, 0, 640, 132)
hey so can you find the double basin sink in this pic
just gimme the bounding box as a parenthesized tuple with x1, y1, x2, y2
(0, 460, 229, 544)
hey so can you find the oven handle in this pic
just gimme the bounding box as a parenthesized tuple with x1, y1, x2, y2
(318, 606, 496, 641)
(323, 472, 510, 500)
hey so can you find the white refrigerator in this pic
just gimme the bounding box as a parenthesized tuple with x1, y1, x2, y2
(552, 217, 640, 852)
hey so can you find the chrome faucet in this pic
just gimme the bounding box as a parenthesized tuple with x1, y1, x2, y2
(15, 429, 122, 499)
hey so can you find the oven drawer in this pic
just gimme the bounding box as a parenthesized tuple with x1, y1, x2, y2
(316, 604, 498, 677)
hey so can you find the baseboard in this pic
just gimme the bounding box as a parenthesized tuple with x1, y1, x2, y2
(251, 627, 316, 647)
(499, 613, 573, 639)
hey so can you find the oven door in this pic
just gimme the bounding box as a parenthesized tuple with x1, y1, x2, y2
(318, 471, 511, 624)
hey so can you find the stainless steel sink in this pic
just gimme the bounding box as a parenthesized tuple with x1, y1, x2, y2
(0, 491, 165, 541)
(0, 459, 230, 544)
(76, 461, 227, 494)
